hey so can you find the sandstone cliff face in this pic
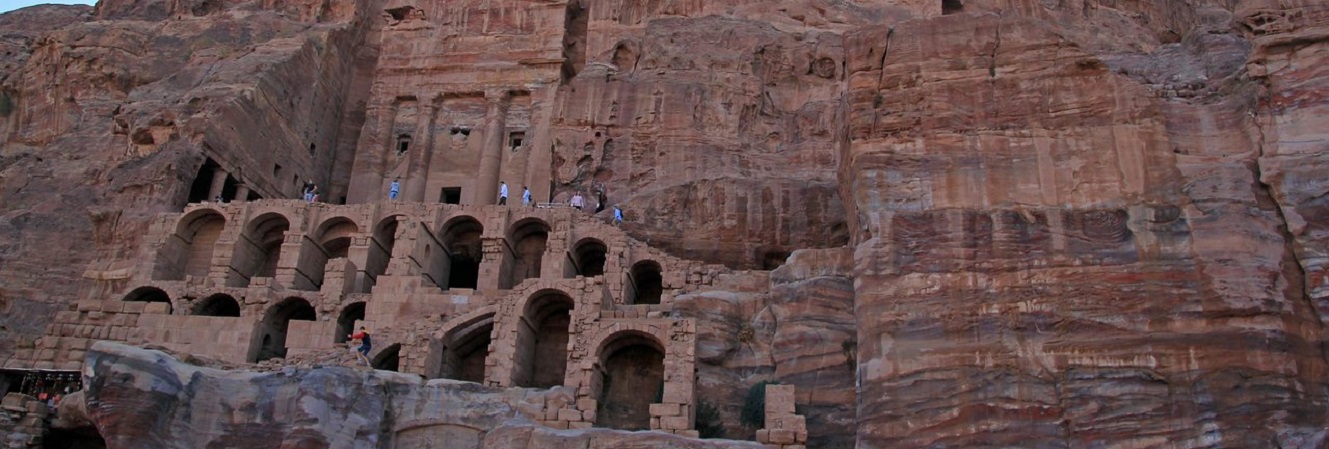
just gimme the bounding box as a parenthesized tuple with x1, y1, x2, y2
(675, 248, 856, 446)
(1, 0, 1328, 448)
(0, 0, 378, 365)
(843, 2, 1329, 447)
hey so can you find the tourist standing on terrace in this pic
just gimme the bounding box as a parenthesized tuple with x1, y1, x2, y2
(389, 178, 400, 201)
(498, 181, 509, 205)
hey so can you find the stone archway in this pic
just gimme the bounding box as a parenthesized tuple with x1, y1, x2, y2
(363, 216, 400, 293)
(154, 209, 226, 281)
(572, 238, 607, 278)
(123, 287, 173, 314)
(231, 212, 291, 287)
(432, 215, 483, 290)
(593, 330, 665, 431)
(255, 297, 316, 362)
(514, 290, 574, 388)
(506, 218, 550, 288)
(299, 217, 359, 291)
(628, 260, 663, 305)
(434, 311, 495, 383)
(192, 294, 240, 317)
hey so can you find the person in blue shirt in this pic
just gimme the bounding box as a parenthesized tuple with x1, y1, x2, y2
(522, 185, 532, 207)
(389, 178, 400, 201)
(613, 206, 623, 225)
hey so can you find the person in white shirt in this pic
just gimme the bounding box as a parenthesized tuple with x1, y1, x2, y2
(498, 181, 509, 205)
(570, 192, 585, 210)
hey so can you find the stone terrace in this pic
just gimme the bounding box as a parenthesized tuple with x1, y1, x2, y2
(8, 199, 737, 435)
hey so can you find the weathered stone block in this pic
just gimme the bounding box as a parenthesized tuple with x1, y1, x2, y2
(648, 402, 679, 417)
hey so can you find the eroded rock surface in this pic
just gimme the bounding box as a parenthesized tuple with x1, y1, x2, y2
(80, 341, 764, 449)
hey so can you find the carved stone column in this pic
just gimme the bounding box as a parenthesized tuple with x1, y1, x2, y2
(405, 97, 438, 202)
(475, 90, 510, 205)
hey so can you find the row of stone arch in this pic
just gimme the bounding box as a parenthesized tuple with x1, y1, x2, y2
(424, 291, 666, 430)
(125, 285, 665, 430)
(154, 209, 401, 294)
(123, 287, 366, 364)
(155, 208, 664, 304)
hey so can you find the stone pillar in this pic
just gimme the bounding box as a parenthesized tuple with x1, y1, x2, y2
(347, 102, 399, 204)
(233, 184, 250, 203)
(405, 98, 438, 203)
(475, 90, 510, 205)
(207, 166, 229, 200)
(756, 384, 808, 448)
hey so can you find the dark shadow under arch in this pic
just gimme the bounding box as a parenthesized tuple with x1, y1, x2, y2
(629, 261, 663, 305)
(373, 344, 400, 372)
(193, 294, 240, 317)
(255, 297, 316, 362)
(573, 238, 607, 278)
(124, 287, 173, 314)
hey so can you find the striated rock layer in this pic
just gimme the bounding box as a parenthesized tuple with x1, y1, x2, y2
(843, 3, 1329, 448)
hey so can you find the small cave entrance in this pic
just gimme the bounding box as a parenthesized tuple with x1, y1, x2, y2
(942, 0, 963, 15)
(628, 261, 663, 305)
(514, 291, 574, 388)
(123, 287, 172, 314)
(255, 297, 317, 362)
(193, 294, 241, 317)
(335, 302, 366, 344)
(385, 6, 415, 21)
(561, 0, 589, 82)
(760, 248, 791, 271)
(594, 332, 665, 431)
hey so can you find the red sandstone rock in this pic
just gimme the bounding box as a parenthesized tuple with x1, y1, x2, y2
(0, 0, 1326, 448)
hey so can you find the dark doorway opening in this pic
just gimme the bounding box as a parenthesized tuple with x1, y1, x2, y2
(629, 261, 663, 305)
(942, 0, 963, 15)
(595, 333, 665, 430)
(574, 239, 607, 277)
(440, 217, 483, 290)
(187, 158, 221, 204)
(440, 187, 462, 205)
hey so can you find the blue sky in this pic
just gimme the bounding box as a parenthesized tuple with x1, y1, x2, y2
(0, 1, 97, 14)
